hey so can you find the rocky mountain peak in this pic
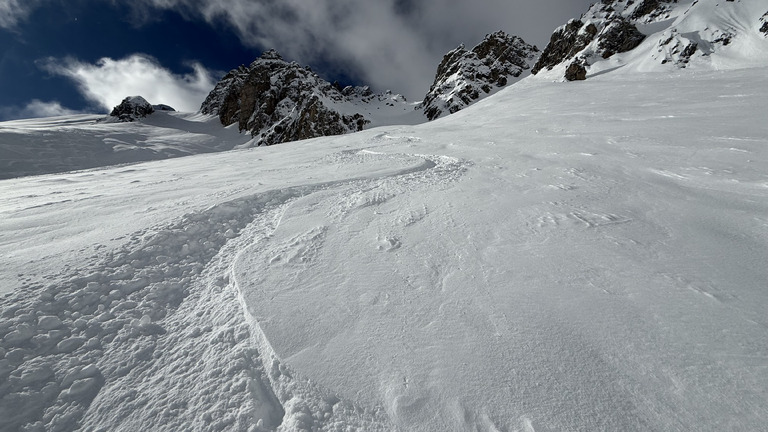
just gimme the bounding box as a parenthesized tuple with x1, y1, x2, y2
(109, 96, 154, 122)
(259, 49, 283, 61)
(200, 50, 409, 146)
(419, 30, 539, 121)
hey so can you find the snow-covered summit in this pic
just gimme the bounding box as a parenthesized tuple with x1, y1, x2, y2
(419, 31, 539, 121)
(200, 50, 414, 146)
(532, 0, 768, 80)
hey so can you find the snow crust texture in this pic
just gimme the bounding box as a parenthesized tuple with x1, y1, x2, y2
(2, 66, 768, 431)
(2, 2, 768, 430)
(419, 31, 539, 120)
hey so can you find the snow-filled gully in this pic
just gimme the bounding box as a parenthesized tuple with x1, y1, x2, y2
(0, 149, 464, 431)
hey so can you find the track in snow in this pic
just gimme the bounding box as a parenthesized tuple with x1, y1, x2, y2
(0, 146, 463, 431)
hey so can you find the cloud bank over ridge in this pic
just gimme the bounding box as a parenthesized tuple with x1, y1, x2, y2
(124, 0, 595, 98)
(3, 0, 596, 117)
(38, 55, 217, 112)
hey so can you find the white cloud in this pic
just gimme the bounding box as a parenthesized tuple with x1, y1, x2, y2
(0, 0, 39, 30)
(38, 54, 217, 112)
(22, 99, 79, 117)
(0, 99, 79, 120)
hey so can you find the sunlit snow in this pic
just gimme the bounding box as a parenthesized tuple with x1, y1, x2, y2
(2, 0, 768, 429)
(2, 67, 767, 431)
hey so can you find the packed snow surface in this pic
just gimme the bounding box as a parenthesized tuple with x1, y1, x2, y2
(2, 67, 768, 431)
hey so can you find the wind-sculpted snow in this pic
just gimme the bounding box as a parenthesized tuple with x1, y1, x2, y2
(2, 67, 768, 431)
(0, 148, 460, 431)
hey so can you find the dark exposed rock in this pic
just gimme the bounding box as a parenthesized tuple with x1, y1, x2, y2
(680, 42, 698, 64)
(599, 19, 646, 58)
(564, 60, 588, 81)
(532, 13, 646, 75)
(630, 0, 677, 21)
(532, 20, 596, 74)
(109, 96, 154, 122)
(200, 50, 376, 146)
(761, 12, 768, 36)
(420, 31, 539, 121)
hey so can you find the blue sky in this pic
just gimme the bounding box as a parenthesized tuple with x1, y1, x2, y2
(0, 0, 595, 120)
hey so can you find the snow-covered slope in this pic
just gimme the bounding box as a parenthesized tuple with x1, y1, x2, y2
(532, 0, 768, 80)
(2, 64, 767, 431)
(0, 111, 252, 179)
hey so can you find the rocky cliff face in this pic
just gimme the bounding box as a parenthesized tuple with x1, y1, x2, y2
(200, 50, 400, 146)
(419, 31, 539, 120)
(531, 1, 653, 80)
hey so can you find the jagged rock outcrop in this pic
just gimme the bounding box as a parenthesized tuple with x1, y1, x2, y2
(564, 61, 588, 81)
(531, 20, 598, 75)
(532, 1, 652, 77)
(109, 96, 154, 122)
(598, 18, 647, 59)
(629, 0, 675, 21)
(419, 31, 539, 121)
(201, 50, 384, 146)
(761, 12, 768, 35)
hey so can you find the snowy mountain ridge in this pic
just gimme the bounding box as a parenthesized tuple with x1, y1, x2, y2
(532, 0, 768, 80)
(200, 33, 542, 145)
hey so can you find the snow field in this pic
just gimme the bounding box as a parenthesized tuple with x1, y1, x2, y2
(1, 66, 768, 430)
(0, 111, 251, 180)
(1, 149, 438, 431)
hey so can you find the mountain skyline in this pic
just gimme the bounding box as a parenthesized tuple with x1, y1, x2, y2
(0, 0, 595, 120)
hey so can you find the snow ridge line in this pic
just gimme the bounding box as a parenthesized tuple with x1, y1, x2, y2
(0, 149, 467, 431)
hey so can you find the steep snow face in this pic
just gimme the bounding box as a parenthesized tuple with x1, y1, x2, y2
(1, 67, 768, 431)
(200, 50, 417, 146)
(532, 0, 768, 80)
(419, 31, 539, 120)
